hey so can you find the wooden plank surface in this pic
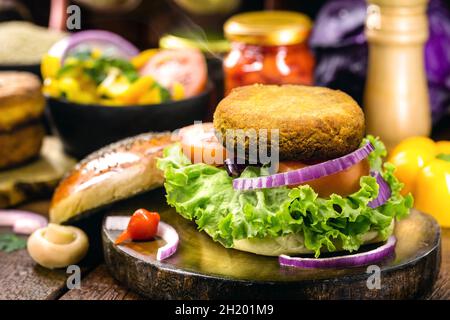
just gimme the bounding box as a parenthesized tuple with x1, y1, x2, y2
(0, 201, 67, 300)
(0, 200, 96, 300)
(59, 264, 143, 300)
(0, 199, 449, 300)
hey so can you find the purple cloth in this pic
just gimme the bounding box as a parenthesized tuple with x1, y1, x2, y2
(310, 0, 450, 123)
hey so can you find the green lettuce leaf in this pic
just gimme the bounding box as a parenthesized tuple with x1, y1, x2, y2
(157, 136, 413, 257)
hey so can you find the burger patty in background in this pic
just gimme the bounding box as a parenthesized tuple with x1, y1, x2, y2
(0, 72, 45, 169)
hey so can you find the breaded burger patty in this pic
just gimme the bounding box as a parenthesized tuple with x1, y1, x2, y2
(213, 84, 365, 161)
(0, 122, 45, 169)
(0, 72, 45, 131)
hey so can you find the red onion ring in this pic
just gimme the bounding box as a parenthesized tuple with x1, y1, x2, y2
(368, 172, 392, 209)
(156, 222, 179, 261)
(279, 236, 396, 269)
(48, 30, 139, 62)
(0, 210, 48, 235)
(66, 30, 139, 58)
(233, 142, 375, 190)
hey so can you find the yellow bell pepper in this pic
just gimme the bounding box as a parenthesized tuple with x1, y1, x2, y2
(97, 70, 130, 99)
(389, 136, 450, 227)
(172, 82, 185, 101)
(41, 54, 61, 79)
(138, 87, 162, 105)
(118, 76, 155, 105)
(91, 48, 103, 59)
(58, 77, 80, 101)
(42, 78, 61, 98)
(131, 49, 159, 70)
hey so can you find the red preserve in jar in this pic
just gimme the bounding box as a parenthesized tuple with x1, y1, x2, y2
(223, 11, 315, 95)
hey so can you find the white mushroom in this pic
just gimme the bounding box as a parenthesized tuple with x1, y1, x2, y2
(27, 224, 89, 269)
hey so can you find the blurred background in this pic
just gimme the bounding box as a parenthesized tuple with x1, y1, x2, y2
(1, 0, 448, 136)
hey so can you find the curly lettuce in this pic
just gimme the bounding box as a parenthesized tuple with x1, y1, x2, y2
(157, 136, 413, 257)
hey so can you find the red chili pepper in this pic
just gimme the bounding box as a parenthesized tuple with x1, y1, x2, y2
(115, 209, 160, 245)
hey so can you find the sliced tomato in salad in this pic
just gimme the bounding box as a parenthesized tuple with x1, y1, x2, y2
(278, 159, 370, 198)
(139, 49, 207, 98)
(179, 122, 227, 166)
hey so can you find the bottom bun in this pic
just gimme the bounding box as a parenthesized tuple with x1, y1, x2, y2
(233, 221, 395, 256)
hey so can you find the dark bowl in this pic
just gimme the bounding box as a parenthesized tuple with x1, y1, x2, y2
(47, 83, 212, 158)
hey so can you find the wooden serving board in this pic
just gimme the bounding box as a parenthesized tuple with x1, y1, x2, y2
(0, 137, 76, 208)
(102, 189, 441, 300)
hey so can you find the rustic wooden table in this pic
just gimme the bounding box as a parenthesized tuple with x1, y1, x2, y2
(0, 199, 448, 300)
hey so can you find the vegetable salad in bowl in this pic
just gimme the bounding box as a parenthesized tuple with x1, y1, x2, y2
(41, 30, 207, 106)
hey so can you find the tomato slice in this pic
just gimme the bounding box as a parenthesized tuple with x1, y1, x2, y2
(140, 49, 207, 98)
(278, 159, 370, 198)
(115, 209, 160, 245)
(179, 122, 227, 166)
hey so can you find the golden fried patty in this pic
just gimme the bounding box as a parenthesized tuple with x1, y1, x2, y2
(0, 72, 45, 131)
(0, 122, 45, 169)
(213, 84, 365, 161)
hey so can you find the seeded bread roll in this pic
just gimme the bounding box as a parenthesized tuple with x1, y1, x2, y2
(50, 132, 175, 224)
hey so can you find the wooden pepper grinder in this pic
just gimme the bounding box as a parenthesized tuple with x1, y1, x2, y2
(364, 0, 431, 151)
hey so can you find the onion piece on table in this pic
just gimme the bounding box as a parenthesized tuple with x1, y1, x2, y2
(368, 172, 392, 209)
(107, 216, 179, 261)
(0, 210, 48, 235)
(233, 142, 375, 190)
(279, 236, 396, 269)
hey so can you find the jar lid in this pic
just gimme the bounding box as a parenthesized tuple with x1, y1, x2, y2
(224, 11, 312, 46)
(159, 32, 230, 54)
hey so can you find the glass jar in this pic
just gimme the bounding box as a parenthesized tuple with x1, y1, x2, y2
(223, 11, 315, 95)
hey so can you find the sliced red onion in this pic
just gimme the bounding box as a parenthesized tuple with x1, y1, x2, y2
(233, 142, 375, 190)
(156, 221, 179, 261)
(224, 159, 248, 178)
(368, 172, 391, 209)
(48, 30, 139, 62)
(0, 210, 48, 235)
(279, 236, 396, 269)
(106, 216, 179, 261)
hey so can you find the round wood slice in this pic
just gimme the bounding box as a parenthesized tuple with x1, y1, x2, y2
(102, 189, 441, 300)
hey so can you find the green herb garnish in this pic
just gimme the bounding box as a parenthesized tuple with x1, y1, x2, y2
(153, 82, 171, 102)
(0, 233, 27, 253)
(59, 50, 139, 84)
(436, 153, 450, 162)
